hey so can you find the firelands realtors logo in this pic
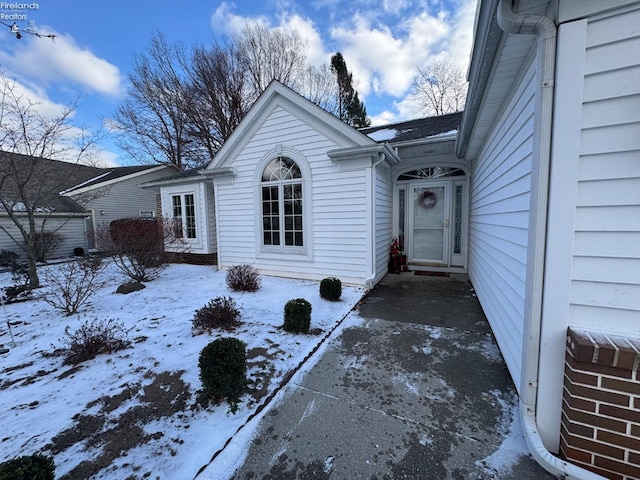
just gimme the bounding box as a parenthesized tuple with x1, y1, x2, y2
(0, 2, 55, 40)
(1, 2, 39, 21)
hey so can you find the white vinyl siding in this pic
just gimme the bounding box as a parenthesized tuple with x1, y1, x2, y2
(161, 183, 212, 254)
(215, 107, 371, 285)
(468, 56, 536, 391)
(569, 5, 640, 328)
(374, 164, 393, 282)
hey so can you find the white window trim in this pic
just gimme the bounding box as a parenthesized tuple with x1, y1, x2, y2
(254, 145, 313, 261)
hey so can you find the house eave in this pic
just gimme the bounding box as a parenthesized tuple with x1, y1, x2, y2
(328, 143, 400, 166)
(62, 165, 172, 197)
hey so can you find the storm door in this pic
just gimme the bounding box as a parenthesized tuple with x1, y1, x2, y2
(409, 183, 449, 264)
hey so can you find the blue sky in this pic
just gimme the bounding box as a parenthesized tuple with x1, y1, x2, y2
(0, 0, 477, 165)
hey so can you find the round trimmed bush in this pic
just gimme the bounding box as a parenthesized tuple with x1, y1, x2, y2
(198, 337, 247, 405)
(0, 454, 55, 480)
(320, 277, 342, 301)
(283, 298, 312, 333)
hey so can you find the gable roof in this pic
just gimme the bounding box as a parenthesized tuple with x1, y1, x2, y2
(205, 80, 377, 172)
(361, 112, 463, 144)
(62, 164, 174, 195)
(0, 151, 105, 213)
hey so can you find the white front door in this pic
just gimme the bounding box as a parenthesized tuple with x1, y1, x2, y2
(409, 183, 449, 264)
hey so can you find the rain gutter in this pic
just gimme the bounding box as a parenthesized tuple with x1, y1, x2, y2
(497, 1, 604, 478)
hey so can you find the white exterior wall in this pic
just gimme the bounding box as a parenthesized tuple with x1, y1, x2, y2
(539, 4, 640, 451)
(468, 55, 536, 392)
(569, 5, 640, 328)
(0, 215, 87, 260)
(161, 182, 213, 254)
(215, 106, 372, 285)
(374, 163, 393, 283)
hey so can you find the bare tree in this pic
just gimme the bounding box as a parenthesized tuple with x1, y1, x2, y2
(234, 23, 308, 98)
(181, 41, 251, 160)
(115, 26, 347, 169)
(411, 58, 467, 116)
(0, 72, 105, 289)
(113, 33, 195, 170)
(299, 64, 339, 115)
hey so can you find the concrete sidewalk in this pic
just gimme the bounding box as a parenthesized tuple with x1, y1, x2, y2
(229, 273, 558, 479)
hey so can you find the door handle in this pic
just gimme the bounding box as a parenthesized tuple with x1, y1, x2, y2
(444, 219, 450, 228)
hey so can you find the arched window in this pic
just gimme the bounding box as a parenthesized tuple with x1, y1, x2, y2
(397, 167, 465, 181)
(261, 157, 303, 247)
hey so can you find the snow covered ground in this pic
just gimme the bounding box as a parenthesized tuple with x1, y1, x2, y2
(0, 262, 365, 479)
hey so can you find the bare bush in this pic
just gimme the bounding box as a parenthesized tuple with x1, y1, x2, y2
(192, 296, 241, 335)
(96, 218, 187, 283)
(30, 231, 65, 263)
(57, 317, 130, 365)
(43, 257, 110, 315)
(226, 264, 260, 292)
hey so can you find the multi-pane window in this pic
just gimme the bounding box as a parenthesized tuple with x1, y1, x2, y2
(261, 157, 303, 247)
(171, 193, 196, 239)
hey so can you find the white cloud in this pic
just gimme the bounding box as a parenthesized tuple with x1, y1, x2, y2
(0, 28, 123, 97)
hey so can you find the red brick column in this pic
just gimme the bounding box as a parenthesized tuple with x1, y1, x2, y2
(562, 328, 640, 479)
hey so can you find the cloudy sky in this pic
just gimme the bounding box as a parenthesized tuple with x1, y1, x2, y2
(0, 0, 477, 165)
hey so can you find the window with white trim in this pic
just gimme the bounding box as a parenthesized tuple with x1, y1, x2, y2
(261, 157, 303, 247)
(171, 193, 196, 239)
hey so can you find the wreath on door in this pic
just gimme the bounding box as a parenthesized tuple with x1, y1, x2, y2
(417, 190, 437, 209)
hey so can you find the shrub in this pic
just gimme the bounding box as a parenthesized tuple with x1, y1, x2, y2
(73, 247, 85, 256)
(192, 296, 241, 335)
(3, 262, 32, 302)
(0, 453, 55, 480)
(283, 298, 312, 333)
(0, 249, 19, 267)
(29, 231, 65, 262)
(58, 318, 130, 365)
(198, 337, 247, 409)
(226, 264, 260, 292)
(43, 257, 110, 315)
(320, 277, 342, 301)
(96, 218, 186, 283)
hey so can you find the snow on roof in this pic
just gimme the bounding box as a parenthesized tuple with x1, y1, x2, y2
(366, 128, 399, 142)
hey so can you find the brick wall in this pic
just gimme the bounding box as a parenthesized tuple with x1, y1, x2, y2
(562, 328, 640, 479)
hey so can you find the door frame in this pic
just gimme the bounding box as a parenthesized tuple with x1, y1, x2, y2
(394, 171, 468, 270)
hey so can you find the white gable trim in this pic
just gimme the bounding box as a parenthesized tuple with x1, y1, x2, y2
(206, 81, 376, 171)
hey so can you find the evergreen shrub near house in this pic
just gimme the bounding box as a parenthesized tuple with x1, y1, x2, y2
(283, 298, 312, 333)
(319, 277, 342, 301)
(226, 264, 260, 292)
(0, 453, 55, 480)
(198, 337, 247, 410)
(192, 296, 241, 334)
(73, 247, 85, 256)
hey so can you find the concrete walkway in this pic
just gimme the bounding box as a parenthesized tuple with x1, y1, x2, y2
(229, 273, 559, 479)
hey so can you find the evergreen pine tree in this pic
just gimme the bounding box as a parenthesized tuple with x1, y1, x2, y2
(330, 52, 371, 128)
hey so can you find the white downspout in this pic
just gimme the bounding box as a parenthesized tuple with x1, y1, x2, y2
(497, 1, 604, 479)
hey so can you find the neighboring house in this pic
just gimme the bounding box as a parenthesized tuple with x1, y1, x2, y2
(0, 151, 174, 258)
(62, 164, 175, 249)
(148, 1, 639, 478)
(457, 1, 640, 479)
